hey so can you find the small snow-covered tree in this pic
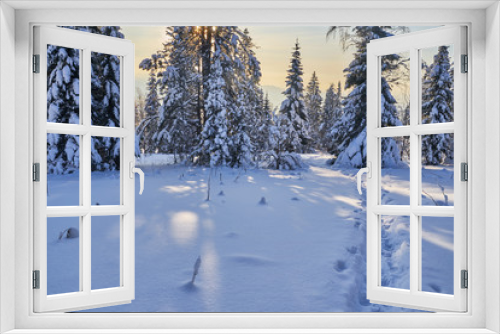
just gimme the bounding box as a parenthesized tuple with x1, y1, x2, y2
(305, 71, 323, 150)
(421, 46, 454, 165)
(262, 112, 303, 170)
(278, 40, 311, 153)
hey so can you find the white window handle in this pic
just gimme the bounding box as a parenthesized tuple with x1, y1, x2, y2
(129, 161, 144, 195)
(356, 162, 371, 195)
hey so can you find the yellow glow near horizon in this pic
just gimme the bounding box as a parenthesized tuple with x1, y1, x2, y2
(121, 26, 436, 108)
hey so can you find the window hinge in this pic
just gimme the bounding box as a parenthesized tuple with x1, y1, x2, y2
(33, 163, 40, 182)
(461, 270, 468, 289)
(33, 270, 40, 289)
(461, 54, 468, 73)
(461, 162, 468, 181)
(33, 54, 40, 73)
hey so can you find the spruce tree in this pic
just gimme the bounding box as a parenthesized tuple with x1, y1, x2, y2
(305, 71, 323, 150)
(278, 39, 310, 153)
(421, 46, 454, 165)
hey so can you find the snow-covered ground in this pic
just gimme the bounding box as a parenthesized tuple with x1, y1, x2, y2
(46, 153, 454, 312)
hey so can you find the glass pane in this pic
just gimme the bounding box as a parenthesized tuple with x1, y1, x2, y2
(421, 134, 454, 206)
(47, 217, 80, 295)
(47, 134, 80, 206)
(380, 137, 410, 205)
(91, 216, 121, 290)
(421, 45, 454, 124)
(380, 51, 410, 127)
(47, 45, 80, 124)
(91, 137, 121, 206)
(381, 215, 410, 290)
(421, 216, 454, 295)
(91, 52, 121, 127)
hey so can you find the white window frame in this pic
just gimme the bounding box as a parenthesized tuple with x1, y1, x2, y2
(1, 1, 499, 333)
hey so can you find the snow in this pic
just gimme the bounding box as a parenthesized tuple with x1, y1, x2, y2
(46, 153, 454, 312)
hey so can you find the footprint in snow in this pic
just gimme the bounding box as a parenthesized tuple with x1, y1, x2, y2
(258, 197, 267, 205)
(334, 259, 347, 272)
(291, 197, 300, 201)
(218, 190, 225, 196)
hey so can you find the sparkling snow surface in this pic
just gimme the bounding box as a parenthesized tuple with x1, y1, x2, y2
(46, 154, 453, 312)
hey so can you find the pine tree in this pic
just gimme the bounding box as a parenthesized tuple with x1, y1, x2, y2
(305, 71, 323, 150)
(327, 26, 406, 168)
(278, 39, 310, 153)
(421, 46, 454, 165)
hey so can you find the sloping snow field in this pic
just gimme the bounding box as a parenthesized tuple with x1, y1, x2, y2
(46, 154, 454, 312)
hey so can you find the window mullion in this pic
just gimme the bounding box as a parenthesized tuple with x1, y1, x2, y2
(81, 47, 92, 294)
(409, 47, 420, 294)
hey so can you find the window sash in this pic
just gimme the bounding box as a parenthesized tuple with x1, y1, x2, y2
(32, 26, 136, 313)
(366, 26, 468, 312)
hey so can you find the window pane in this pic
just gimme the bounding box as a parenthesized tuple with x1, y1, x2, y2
(421, 216, 454, 295)
(91, 137, 121, 206)
(91, 216, 121, 290)
(47, 134, 80, 206)
(421, 45, 454, 124)
(47, 45, 80, 124)
(380, 215, 410, 290)
(421, 134, 454, 206)
(47, 217, 80, 295)
(380, 51, 410, 127)
(381, 137, 410, 205)
(91, 52, 121, 127)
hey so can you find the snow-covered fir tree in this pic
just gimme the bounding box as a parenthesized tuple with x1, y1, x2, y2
(305, 71, 323, 150)
(227, 27, 256, 168)
(320, 82, 342, 152)
(327, 26, 407, 168)
(137, 54, 162, 154)
(278, 39, 311, 153)
(421, 45, 454, 165)
(155, 27, 198, 163)
(192, 29, 232, 167)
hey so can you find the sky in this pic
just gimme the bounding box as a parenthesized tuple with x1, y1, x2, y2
(122, 26, 439, 109)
